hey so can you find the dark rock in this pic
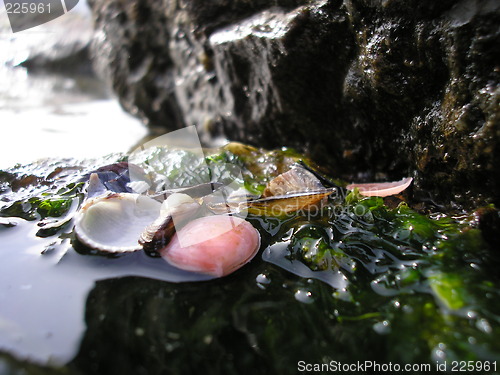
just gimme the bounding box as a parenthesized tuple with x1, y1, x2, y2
(21, 46, 92, 76)
(88, 0, 500, 208)
(476, 206, 500, 251)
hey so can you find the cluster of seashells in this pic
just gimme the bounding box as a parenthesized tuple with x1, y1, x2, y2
(73, 161, 412, 279)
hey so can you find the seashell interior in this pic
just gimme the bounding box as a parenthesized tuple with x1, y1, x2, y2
(262, 165, 325, 197)
(346, 177, 413, 197)
(161, 215, 261, 277)
(74, 193, 161, 253)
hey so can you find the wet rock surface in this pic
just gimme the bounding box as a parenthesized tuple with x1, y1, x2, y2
(88, 0, 500, 208)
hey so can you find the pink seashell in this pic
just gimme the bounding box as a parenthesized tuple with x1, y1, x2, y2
(160, 215, 261, 277)
(346, 177, 413, 197)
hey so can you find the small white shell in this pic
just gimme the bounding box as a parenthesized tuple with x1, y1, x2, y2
(74, 193, 161, 253)
(160, 193, 198, 216)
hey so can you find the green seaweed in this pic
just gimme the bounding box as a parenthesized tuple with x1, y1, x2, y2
(37, 198, 72, 218)
(0, 146, 499, 374)
(0, 182, 84, 222)
(260, 188, 500, 364)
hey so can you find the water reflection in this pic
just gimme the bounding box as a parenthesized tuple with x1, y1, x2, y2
(0, 100, 147, 169)
(0, 1, 147, 170)
(0, 216, 215, 364)
(0, 219, 86, 364)
(0, 0, 149, 364)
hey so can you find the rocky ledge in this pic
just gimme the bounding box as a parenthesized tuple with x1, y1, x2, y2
(87, 0, 499, 208)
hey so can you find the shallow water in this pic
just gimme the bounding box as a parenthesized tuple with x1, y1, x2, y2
(0, 1, 147, 170)
(0, 217, 214, 364)
(0, 99, 148, 169)
(0, 3, 156, 366)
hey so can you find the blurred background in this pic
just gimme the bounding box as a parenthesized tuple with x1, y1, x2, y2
(0, 0, 147, 169)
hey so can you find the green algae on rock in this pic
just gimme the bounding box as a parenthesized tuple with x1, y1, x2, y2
(0, 145, 499, 373)
(259, 190, 500, 364)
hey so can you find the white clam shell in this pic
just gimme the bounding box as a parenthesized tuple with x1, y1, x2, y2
(74, 193, 162, 253)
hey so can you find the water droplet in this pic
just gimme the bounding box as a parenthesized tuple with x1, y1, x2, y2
(294, 289, 314, 304)
(476, 318, 492, 334)
(431, 346, 447, 362)
(470, 263, 480, 271)
(203, 335, 213, 345)
(135, 327, 145, 336)
(373, 320, 391, 335)
(256, 273, 271, 285)
(466, 310, 477, 319)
